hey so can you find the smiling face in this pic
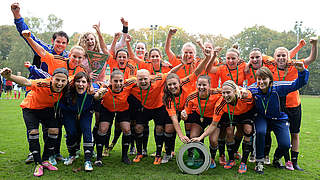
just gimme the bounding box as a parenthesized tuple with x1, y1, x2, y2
(166, 78, 180, 95)
(51, 73, 68, 92)
(69, 48, 86, 69)
(137, 70, 150, 90)
(86, 33, 96, 51)
(111, 74, 124, 93)
(182, 46, 195, 64)
(274, 49, 289, 69)
(226, 51, 239, 69)
(197, 77, 210, 98)
(53, 36, 68, 55)
(75, 77, 88, 94)
(116, 51, 128, 69)
(149, 50, 161, 66)
(256, 75, 271, 93)
(222, 85, 236, 104)
(249, 51, 263, 69)
(135, 43, 146, 59)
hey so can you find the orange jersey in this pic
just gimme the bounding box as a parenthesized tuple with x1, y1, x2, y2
(108, 56, 137, 79)
(131, 73, 167, 109)
(270, 59, 307, 108)
(216, 61, 246, 86)
(185, 89, 222, 118)
(165, 73, 197, 116)
(213, 90, 254, 122)
(245, 55, 276, 86)
(138, 61, 172, 75)
(101, 78, 136, 112)
(41, 52, 68, 75)
(20, 78, 63, 109)
(41, 52, 86, 77)
(169, 55, 200, 79)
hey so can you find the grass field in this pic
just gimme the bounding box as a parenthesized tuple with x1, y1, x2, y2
(0, 96, 319, 179)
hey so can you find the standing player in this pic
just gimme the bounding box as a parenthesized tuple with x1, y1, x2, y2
(1, 67, 69, 177)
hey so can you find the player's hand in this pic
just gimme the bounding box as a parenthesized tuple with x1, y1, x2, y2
(191, 137, 201, 142)
(0, 67, 12, 79)
(11, 3, 20, 17)
(169, 27, 177, 36)
(310, 37, 318, 45)
(92, 22, 101, 33)
(114, 32, 121, 40)
(299, 39, 306, 47)
(24, 61, 32, 68)
(22, 30, 31, 38)
(294, 61, 305, 72)
(181, 110, 188, 121)
(120, 17, 128, 27)
(179, 135, 191, 144)
(125, 34, 132, 43)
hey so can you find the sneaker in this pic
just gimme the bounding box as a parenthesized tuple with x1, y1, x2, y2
(293, 162, 304, 171)
(108, 143, 115, 151)
(49, 155, 57, 166)
(84, 161, 93, 172)
(255, 161, 264, 174)
(42, 161, 58, 171)
(133, 154, 143, 163)
(224, 160, 236, 169)
(102, 148, 110, 157)
(234, 152, 242, 160)
(64, 156, 76, 165)
(129, 146, 136, 155)
(285, 161, 294, 171)
(55, 154, 65, 161)
(219, 154, 227, 166)
(210, 158, 216, 169)
(121, 156, 132, 165)
(75, 150, 81, 159)
(25, 153, 34, 164)
(33, 164, 44, 177)
(153, 156, 162, 165)
(142, 149, 148, 157)
(238, 162, 247, 174)
(264, 155, 271, 165)
(186, 156, 194, 167)
(161, 154, 172, 164)
(273, 159, 285, 169)
(94, 160, 103, 167)
(249, 154, 256, 163)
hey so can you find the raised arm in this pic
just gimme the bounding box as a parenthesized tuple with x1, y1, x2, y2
(11, 3, 53, 56)
(304, 37, 318, 66)
(205, 49, 219, 74)
(1, 67, 31, 87)
(278, 61, 309, 96)
(165, 28, 177, 61)
(289, 39, 306, 59)
(115, 17, 128, 50)
(125, 35, 143, 64)
(110, 32, 122, 55)
(93, 22, 109, 55)
(194, 47, 221, 76)
(21, 30, 47, 57)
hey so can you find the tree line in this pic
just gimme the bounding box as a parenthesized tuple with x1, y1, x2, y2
(0, 15, 319, 95)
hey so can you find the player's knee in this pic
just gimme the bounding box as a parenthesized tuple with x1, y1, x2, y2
(48, 128, 59, 135)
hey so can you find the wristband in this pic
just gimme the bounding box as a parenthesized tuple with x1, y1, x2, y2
(122, 26, 128, 33)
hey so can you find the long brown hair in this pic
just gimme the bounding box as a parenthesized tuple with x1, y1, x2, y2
(163, 73, 181, 108)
